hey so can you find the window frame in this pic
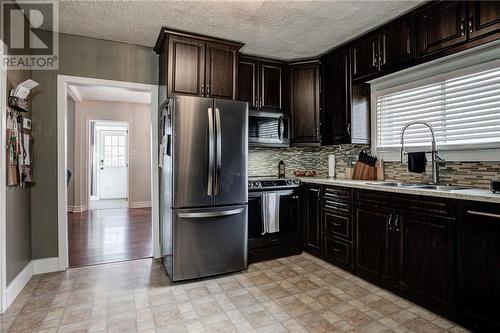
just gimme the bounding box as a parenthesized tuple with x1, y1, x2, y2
(370, 45, 500, 162)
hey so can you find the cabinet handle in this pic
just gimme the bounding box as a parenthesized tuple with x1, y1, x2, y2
(467, 210, 500, 219)
(387, 213, 393, 231)
(206, 85, 210, 97)
(333, 248, 341, 253)
(373, 42, 378, 67)
(316, 128, 320, 139)
(201, 85, 205, 97)
(347, 123, 351, 136)
(460, 18, 466, 36)
(333, 222, 340, 227)
(394, 214, 400, 232)
(469, 17, 474, 33)
(255, 97, 259, 107)
(259, 98, 263, 108)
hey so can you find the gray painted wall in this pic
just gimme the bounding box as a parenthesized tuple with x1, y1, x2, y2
(6, 71, 32, 284)
(5, 66, 32, 285)
(5, 0, 33, 284)
(67, 98, 75, 208)
(31, 32, 158, 259)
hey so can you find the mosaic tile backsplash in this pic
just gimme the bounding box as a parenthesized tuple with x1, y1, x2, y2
(249, 145, 500, 189)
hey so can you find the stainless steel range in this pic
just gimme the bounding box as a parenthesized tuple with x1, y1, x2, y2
(247, 176, 302, 263)
(248, 176, 302, 191)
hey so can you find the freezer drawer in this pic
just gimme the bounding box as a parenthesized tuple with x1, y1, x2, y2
(171, 205, 248, 281)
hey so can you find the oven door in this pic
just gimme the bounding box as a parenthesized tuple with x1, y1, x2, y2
(248, 111, 290, 147)
(248, 189, 300, 249)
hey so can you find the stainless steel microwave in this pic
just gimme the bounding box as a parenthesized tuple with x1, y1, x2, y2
(248, 111, 290, 147)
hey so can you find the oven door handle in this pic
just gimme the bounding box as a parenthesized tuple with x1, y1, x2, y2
(249, 190, 295, 198)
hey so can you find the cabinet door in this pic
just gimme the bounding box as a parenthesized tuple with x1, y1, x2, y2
(397, 213, 455, 312)
(168, 36, 205, 97)
(290, 63, 321, 144)
(380, 17, 416, 71)
(238, 58, 258, 110)
(205, 43, 238, 100)
(418, 1, 467, 56)
(351, 34, 379, 81)
(260, 62, 283, 112)
(302, 185, 321, 255)
(468, 1, 500, 40)
(322, 48, 351, 144)
(461, 205, 500, 331)
(354, 205, 394, 285)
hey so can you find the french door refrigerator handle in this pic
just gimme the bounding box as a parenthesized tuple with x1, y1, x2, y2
(207, 107, 214, 196)
(215, 107, 222, 195)
(178, 208, 245, 218)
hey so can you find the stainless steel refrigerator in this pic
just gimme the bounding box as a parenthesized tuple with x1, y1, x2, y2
(159, 95, 248, 281)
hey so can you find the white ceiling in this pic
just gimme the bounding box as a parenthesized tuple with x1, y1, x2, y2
(68, 84, 151, 104)
(39, 0, 426, 60)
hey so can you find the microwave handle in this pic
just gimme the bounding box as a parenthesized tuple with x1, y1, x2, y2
(278, 116, 285, 141)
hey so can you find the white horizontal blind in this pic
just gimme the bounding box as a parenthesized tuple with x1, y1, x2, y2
(376, 66, 500, 151)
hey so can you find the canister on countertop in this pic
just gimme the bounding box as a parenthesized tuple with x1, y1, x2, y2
(328, 154, 336, 179)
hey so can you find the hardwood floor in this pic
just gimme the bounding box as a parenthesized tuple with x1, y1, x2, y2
(68, 208, 152, 267)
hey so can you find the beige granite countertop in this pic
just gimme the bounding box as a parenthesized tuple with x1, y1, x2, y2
(299, 177, 500, 204)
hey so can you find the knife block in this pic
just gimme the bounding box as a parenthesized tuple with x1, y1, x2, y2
(352, 161, 377, 180)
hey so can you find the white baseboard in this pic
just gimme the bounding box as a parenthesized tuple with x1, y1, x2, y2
(4, 257, 62, 312)
(6, 261, 33, 310)
(33, 257, 61, 275)
(130, 201, 151, 208)
(72, 204, 88, 213)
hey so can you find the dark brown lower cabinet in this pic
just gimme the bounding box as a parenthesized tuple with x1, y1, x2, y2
(354, 204, 394, 286)
(459, 202, 500, 332)
(301, 185, 499, 332)
(302, 185, 321, 255)
(397, 212, 455, 312)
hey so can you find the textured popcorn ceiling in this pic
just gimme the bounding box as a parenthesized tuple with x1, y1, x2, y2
(35, 0, 425, 60)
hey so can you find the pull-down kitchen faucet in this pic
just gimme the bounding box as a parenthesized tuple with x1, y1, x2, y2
(401, 120, 444, 184)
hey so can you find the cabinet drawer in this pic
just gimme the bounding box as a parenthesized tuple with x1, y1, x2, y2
(324, 211, 351, 239)
(323, 200, 350, 214)
(323, 186, 352, 202)
(323, 235, 352, 266)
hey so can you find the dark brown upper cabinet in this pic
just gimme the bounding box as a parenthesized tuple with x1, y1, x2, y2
(468, 1, 500, 40)
(167, 35, 206, 98)
(322, 48, 351, 144)
(289, 61, 321, 145)
(237, 56, 286, 112)
(418, 1, 467, 56)
(380, 17, 416, 71)
(322, 48, 371, 145)
(351, 16, 416, 81)
(238, 58, 258, 109)
(205, 42, 239, 100)
(351, 34, 380, 81)
(155, 29, 243, 103)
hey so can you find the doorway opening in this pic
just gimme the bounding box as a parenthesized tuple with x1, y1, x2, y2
(89, 121, 129, 210)
(64, 80, 155, 268)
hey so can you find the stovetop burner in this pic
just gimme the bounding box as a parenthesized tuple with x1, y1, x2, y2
(248, 176, 301, 190)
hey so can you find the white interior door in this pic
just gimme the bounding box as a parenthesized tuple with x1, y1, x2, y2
(98, 130, 128, 199)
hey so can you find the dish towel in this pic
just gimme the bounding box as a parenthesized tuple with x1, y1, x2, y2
(408, 152, 427, 173)
(261, 192, 280, 235)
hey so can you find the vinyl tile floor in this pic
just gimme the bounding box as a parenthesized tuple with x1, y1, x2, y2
(0, 253, 470, 333)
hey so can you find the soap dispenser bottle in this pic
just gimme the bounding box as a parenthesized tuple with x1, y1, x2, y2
(278, 160, 285, 179)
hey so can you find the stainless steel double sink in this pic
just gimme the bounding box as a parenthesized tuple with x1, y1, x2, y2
(365, 182, 472, 192)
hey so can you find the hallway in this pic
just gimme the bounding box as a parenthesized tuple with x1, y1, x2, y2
(68, 208, 152, 267)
